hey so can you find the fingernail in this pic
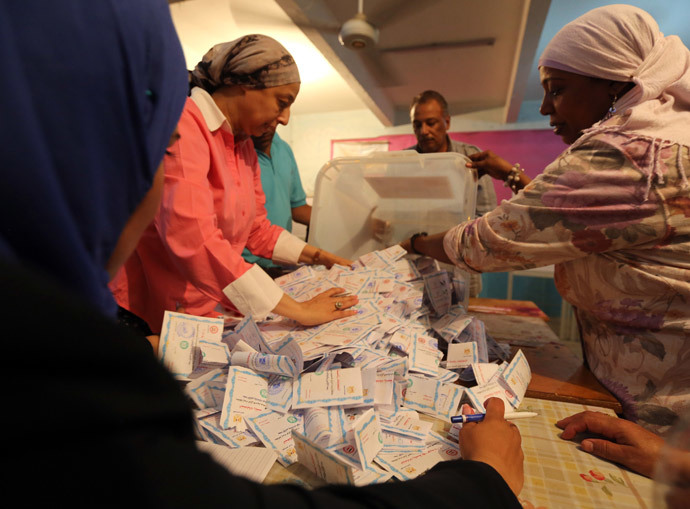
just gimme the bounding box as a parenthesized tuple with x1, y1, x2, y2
(582, 440, 593, 452)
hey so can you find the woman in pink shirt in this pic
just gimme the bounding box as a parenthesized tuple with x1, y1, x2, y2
(112, 35, 356, 333)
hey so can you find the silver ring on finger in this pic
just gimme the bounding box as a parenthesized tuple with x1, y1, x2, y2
(334, 301, 343, 310)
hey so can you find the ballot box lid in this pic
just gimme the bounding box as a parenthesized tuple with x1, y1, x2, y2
(308, 151, 477, 260)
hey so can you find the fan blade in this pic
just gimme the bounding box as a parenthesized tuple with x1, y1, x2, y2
(379, 37, 495, 53)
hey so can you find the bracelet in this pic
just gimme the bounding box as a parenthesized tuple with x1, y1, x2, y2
(410, 232, 428, 255)
(503, 163, 524, 193)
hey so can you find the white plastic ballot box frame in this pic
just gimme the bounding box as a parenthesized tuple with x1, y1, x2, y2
(308, 151, 478, 261)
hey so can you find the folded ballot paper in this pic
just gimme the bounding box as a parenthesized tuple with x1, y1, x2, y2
(157, 245, 532, 485)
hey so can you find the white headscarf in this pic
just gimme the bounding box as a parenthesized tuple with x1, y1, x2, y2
(539, 4, 690, 148)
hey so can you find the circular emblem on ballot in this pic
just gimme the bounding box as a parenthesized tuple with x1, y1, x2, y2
(180, 340, 189, 350)
(176, 322, 194, 339)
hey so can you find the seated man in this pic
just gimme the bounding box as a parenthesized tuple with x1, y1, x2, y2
(243, 128, 311, 277)
(407, 90, 498, 296)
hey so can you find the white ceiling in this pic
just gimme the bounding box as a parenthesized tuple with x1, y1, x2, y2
(170, 0, 690, 126)
(170, 0, 366, 116)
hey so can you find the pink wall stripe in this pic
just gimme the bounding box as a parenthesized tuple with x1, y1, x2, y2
(331, 129, 567, 203)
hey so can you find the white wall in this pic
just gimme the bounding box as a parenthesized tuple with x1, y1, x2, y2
(278, 99, 549, 196)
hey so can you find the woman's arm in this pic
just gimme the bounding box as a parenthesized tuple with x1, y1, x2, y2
(557, 411, 664, 478)
(271, 287, 358, 326)
(467, 151, 532, 193)
(405, 138, 669, 274)
(297, 244, 353, 268)
(246, 144, 352, 269)
(156, 109, 271, 298)
(399, 231, 453, 264)
(155, 109, 287, 321)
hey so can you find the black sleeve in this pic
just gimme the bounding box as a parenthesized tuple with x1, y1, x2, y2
(117, 304, 154, 339)
(4, 259, 519, 508)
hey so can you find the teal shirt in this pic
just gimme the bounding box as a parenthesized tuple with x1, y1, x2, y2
(242, 132, 307, 269)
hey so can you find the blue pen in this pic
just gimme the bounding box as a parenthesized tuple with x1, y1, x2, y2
(450, 411, 538, 424)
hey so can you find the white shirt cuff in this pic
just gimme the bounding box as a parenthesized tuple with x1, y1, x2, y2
(272, 230, 306, 265)
(222, 265, 284, 321)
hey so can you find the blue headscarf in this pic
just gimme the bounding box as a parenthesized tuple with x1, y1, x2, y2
(0, 0, 188, 315)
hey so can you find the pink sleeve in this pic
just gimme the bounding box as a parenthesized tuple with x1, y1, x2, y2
(153, 107, 274, 304)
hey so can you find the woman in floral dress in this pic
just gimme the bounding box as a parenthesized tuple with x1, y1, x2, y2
(404, 5, 690, 433)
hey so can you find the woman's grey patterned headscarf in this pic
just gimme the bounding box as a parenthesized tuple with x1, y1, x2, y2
(190, 34, 300, 93)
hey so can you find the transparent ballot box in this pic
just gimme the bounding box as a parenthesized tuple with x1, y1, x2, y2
(308, 151, 477, 260)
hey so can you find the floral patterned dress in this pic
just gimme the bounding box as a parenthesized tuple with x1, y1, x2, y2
(444, 131, 690, 432)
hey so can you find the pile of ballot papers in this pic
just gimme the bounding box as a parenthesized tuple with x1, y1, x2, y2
(158, 245, 532, 485)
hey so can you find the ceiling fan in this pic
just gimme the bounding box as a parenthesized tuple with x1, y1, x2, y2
(229, 0, 494, 87)
(335, 0, 495, 52)
(338, 0, 378, 50)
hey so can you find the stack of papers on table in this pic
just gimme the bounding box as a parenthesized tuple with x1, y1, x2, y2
(158, 245, 531, 485)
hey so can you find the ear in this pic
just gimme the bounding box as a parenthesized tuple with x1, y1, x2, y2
(444, 115, 450, 129)
(609, 80, 634, 100)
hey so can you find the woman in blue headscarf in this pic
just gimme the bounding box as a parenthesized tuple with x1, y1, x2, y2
(3, 2, 524, 507)
(0, 0, 187, 315)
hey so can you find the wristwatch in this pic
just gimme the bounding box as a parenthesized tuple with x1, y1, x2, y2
(410, 232, 428, 255)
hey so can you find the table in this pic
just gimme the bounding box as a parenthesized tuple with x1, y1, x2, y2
(469, 298, 623, 413)
(263, 398, 653, 508)
(513, 398, 654, 508)
(257, 299, 639, 504)
(521, 343, 622, 412)
(468, 297, 550, 321)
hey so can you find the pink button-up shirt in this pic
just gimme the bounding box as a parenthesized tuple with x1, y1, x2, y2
(111, 89, 305, 332)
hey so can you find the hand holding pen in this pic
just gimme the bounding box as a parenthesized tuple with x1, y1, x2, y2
(457, 398, 525, 496)
(451, 411, 538, 424)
